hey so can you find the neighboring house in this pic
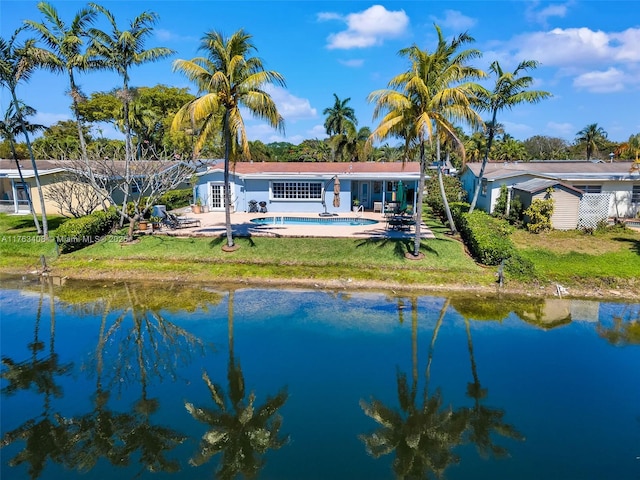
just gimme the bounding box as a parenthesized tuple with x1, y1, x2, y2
(461, 161, 640, 220)
(0, 159, 65, 214)
(193, 161, 422, 214)
(0, 159, 189, 216)
(512, 179, 583, 230)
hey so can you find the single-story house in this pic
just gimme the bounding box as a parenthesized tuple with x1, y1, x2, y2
(0, 159, 190, 216)
(0, 159, 65, 214)
(461, 161, 640, 221)
(511, 178, 583, 230)
(193, 161, 423, 215)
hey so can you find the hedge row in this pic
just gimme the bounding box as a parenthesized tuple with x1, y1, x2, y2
(450, 202, 535, 279)
(158, 188, 193, 211)
(54, 208, 120, 253)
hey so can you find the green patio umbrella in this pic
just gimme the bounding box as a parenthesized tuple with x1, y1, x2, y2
(397, 180, 407, 213)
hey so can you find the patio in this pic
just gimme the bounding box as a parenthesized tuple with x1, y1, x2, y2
(151, 210, 435, 240)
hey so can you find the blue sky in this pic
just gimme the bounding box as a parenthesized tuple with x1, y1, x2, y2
(2, 0, 639, 146)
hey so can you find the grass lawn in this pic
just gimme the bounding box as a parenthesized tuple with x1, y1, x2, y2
(0, 213, 492, 289)
(511, 226, 640, 287)
(1, 213, 638, 296)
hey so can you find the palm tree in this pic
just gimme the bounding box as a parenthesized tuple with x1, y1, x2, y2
(88, 4, 174, 230)
(368, 25, 484, 255)
(574, 123, 608, 161)
(0, 29, 52, 237)
(0, 102, 46, 230)
(24, 2, 97, 162)
(323, 93, 357, 137)
(1, 278, 74, 479)
(468, 60, 551, 213)
(172, 29, 285, 250)
(463, 317, 524, 458)
(494, 137, 529, 161)
(185, 290, 289, 478)
(360, 299, 470, 478)
(331, 124, 371, 162)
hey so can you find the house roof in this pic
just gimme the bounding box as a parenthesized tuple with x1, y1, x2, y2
(0, 159, 65, 178)
(512, 178, 583, 196)
(203, 161, 422, 180)
(464, 161, 638, 182)
(0, 159, 187, 179)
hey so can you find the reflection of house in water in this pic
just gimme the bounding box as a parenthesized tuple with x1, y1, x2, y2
(569, 300, 600, 323)
(518, 299, 600, 329)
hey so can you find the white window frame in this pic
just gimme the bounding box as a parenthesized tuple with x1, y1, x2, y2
(270, 181, 323, 201)
(575, 185, 602, 194)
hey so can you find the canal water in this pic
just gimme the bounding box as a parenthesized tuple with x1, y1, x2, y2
(1, 277, 638, 479)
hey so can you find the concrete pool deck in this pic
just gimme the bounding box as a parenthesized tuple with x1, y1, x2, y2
(156, 210, 436, 239)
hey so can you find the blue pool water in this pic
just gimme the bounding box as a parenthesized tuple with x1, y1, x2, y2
(251, 216, 379, 226)
(1, 278, 639, 479)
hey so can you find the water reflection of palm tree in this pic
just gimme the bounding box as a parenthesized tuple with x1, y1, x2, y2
(1, 278, 73, 479)
(463, 317, 524, 458)
(596, 306, 640, 346)
(186, 289, 289, 479)
(66, 283, 198, 474)
(360, 299, 470, 478)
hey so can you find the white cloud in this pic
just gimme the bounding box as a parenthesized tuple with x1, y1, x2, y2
(613, 28, 640, 61)
(573, 68, 626, 93)
(155, 29, 197, 42)
(429, 10, 477, 30)
(501, 120, 534, 136)
(338, 59, 365, 67)
(308, 124, 328, 139)
(546, 121, 575, 137)
(526, 1, 571, 25)
(509, 27, 640, 67)
(33, 112, 69, 127)
(324, 5, 409, 50)
(496, 26, 640, 95)
(263, 86, 317, 121)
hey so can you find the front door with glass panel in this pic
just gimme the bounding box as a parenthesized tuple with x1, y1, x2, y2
(209, 183, 226, 211)
(359, 182, 369, 209)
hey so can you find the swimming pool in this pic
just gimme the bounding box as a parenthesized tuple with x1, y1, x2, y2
(251, 216, 379, 226)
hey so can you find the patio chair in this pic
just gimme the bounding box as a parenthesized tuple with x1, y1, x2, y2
(161, 211, 201, 229)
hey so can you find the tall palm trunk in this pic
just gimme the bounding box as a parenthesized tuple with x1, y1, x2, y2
(412, 141, 426, 257)
(469, 108, 498, 213)
(10, 88, 48, 238)
(69, 70, 89, 161)
(223, 110, 234, 249)
(438, 139, 457, 235)
(425, 298, 449, 396)
(8, 136, 41, 233)
(121, 80, 133, 231)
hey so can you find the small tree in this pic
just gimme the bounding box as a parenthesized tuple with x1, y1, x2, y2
(66, 148, 194, 241)
(524, 188, 554, 233)
(493, 184, 509, 218)
(43, 172, 102, 217)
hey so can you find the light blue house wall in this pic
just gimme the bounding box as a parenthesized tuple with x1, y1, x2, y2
(194, 171, 358, 214)
(460, 168, 536, 213)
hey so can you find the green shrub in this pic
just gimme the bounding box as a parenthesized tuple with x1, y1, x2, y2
(455, 208, 538, 280)
(524, 189, 554, 233)
(54, 208, 119, 253)
(508, 195, 524, 226)
(425, 175, 467, 222)
(457, 210, 514, 266)
(493, 184, 508, 218)
(504, 252, 536, 279)
(159, 188, 192, 211)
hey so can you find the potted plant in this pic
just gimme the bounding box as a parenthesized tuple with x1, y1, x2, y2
(192, 197, 202, 214)
(150, 215, 162, 231)
(138, 219, 149, 231)
(352, 198, 360, 212)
